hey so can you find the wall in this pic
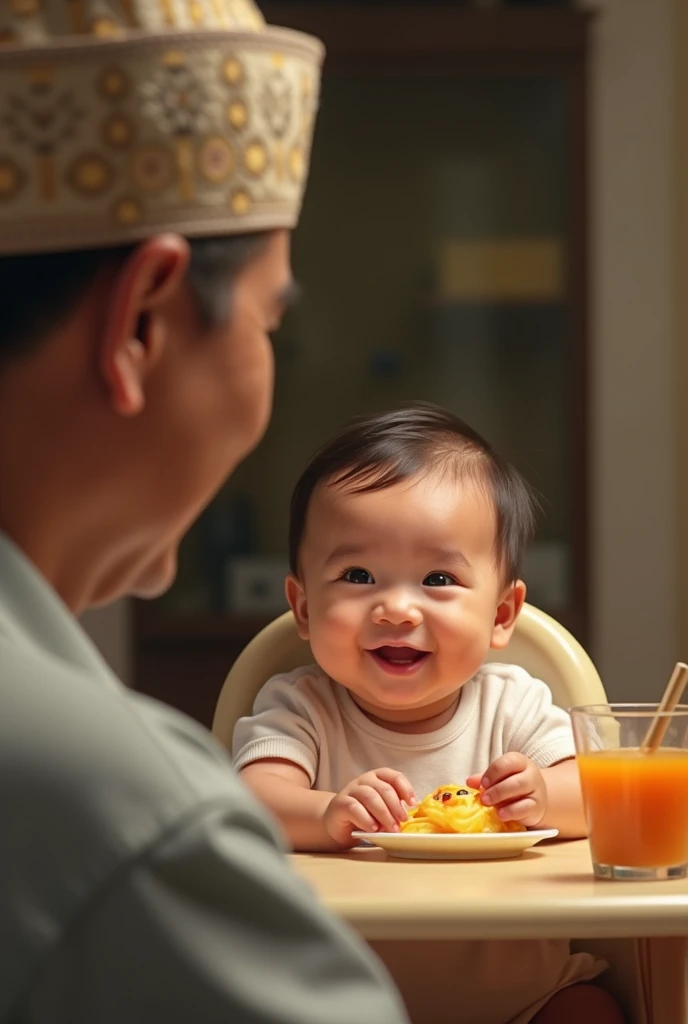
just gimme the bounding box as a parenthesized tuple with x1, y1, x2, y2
(590, 0, 677, 701)
(677, 0, 688, 670)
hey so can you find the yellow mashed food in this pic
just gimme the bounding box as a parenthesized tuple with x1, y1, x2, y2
(400, 783, 526, 834)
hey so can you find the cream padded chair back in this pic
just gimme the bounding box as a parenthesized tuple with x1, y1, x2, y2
(211, 602, 607, 752)
(212, 611, 311, 752)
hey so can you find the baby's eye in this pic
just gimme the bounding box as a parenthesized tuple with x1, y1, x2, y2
(342, 567, 375, 585)
(423, 572, 457, 587)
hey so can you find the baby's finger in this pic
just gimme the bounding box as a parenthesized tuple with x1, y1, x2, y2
(481, 773, 533, 808)
(355, 785, 403, 832)
(374, 768, 417, 806)
(466, 773, 483, 789)
(496, 797, 539, 823)
(341, 797, 379, 833)
(478, 752, 528, 790)
(372, 781, 410, 824)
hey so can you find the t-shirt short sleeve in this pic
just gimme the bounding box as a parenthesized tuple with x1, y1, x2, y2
(232, 667, 327, 784)
(493, 665, 576, 767)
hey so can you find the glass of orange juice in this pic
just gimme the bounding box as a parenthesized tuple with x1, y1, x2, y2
(570, 704, 688, 880)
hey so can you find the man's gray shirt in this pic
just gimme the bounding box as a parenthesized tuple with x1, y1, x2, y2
(0, 533, 408, 1023)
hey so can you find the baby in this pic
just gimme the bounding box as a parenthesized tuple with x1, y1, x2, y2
(234, 403, 624, 1024)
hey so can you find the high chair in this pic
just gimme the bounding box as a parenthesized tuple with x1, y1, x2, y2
(212, 604, 684, 1024)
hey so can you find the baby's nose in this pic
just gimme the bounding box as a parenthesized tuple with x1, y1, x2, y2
(372, 593, 423, 627)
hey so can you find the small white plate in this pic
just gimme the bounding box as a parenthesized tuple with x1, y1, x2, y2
(351, 829, 559, 861)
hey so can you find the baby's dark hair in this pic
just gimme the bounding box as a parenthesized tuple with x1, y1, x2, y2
(288, 402, 538, 582)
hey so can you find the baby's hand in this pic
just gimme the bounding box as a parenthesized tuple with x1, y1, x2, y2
(324, 768, 416, 847)
(467, 753, 547, 828)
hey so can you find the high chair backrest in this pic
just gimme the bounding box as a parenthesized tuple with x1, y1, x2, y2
(211, 602, 607, 752)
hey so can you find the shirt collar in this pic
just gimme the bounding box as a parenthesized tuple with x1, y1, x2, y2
(0, 531, 117, 684)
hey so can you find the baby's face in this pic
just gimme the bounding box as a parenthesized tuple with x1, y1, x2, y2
(287, 471, 524, 724)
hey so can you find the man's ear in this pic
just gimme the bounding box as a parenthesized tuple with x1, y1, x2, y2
(99, 234, 190, 417)
(286, 573, 310, 640)
(490, 579, 526, 650)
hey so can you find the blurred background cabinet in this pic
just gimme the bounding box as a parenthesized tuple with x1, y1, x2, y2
(133, 3, 589, 727)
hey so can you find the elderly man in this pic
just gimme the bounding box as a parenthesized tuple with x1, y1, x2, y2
(0, 2, 408, 1021)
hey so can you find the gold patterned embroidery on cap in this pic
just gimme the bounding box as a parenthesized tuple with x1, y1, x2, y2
(211, 0, 228, 26)
(158, 0, 176, 27)
(262, 60, 292, 139)
(103, 113, 135, 149)
(186, 0, 204, 25)
(4, 70, 85, 202)
(130, 144, 174, 193)
(27, 65, 54, 89)
(0, 157, 26, 201)
(199, 136, 234, 184)
(119, 0, 138, 26)
(141, 50, 217, 202)
(67, 0, 88, 34)
(300, 70, 315, 137)
(173, 136, 194, 199)
(113, 195, 144, 226)
(244, 139, 267, 177)
(163, 48, 186, 70)
(91, 17, 123, 38)
(36, 155, 55, 200)
(68, 153, 114, 196)
(288, 145, 304, 183)
(10, 0, 40, 17)
(222, 56, 244, 86)
(0, 11, 322, 252)
(227, 0, 262, 30)
(274, 141, 284, 182)
(99, 67, 129, 101)
(230, 186, 251, 215)
(142, 51, 207, 138)
(226, 99, 247, 130)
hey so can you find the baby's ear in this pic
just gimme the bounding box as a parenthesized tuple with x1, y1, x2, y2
(285, 573, 310, 640)
(490, 580, 526, 650)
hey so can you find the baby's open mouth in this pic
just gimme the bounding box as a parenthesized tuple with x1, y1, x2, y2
(371, 646, 430, 666)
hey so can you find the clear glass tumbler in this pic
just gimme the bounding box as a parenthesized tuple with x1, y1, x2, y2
(570, 704, 688, 880)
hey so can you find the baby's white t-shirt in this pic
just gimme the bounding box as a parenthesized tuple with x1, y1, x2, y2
(233, 663, 604, 1024)
(233, 662, 576, 795)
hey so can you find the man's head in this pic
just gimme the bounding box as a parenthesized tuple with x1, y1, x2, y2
(286, 404, 537, 722)
(0, 0, 323, 611)
(0, 229, 295, 609)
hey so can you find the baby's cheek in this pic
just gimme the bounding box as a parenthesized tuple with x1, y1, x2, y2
(320, 603, 360, 635)
(309, 609, 356, 663)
